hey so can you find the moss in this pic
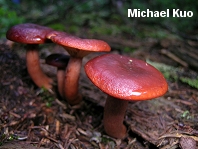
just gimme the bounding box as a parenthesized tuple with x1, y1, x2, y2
(147, 60, 198, 89)
(180, 77, 198, 89)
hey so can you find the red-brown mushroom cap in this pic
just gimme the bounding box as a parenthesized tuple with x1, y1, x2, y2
(6, 23, 53, 44)
(45, 53, 70, 68)
(85, 54, 168, 100)
(45, 53, 70, 98)
(46, 31, 111, 58)
(6, 23, 54, 90)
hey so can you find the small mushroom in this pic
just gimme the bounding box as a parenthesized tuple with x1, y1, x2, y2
(6, 23, 54, 90)
(46, 31, 111, 105)
(84, 53, 168, 139)
(45, 53, 70, 98)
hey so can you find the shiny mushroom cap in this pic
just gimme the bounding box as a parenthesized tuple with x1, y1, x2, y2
(6, 23, 53, 44)
(85, 54, 168, 100)
(45, 53, 70, 68)
(46, 31, 111, 58)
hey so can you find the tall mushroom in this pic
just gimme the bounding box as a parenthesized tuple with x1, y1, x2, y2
(6, 23, 54, 90)
(84, 53, 168, 139)
(46, 31, 111, 105)
(45, 53, 70, 98)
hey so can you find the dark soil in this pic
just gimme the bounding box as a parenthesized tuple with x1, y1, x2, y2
(0, 34, 198, 149)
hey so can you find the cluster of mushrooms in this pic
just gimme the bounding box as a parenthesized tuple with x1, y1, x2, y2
(6, 23, 168, 139)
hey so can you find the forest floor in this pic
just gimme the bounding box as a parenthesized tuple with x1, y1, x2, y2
(0, 28, 198, 149)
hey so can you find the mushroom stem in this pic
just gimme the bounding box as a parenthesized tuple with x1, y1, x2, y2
(103, 95, 128, 139)
(64, 57, 82, 105)
(26, 45, 53, 90)
(57, 68, 65, 97)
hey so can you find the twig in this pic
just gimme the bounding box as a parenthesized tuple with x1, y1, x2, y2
(55, 119, 60, 135)
(158, 133, 198, 142)
(161, 49, 188, 67)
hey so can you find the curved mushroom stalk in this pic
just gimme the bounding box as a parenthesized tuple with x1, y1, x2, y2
(26, 45, 53, 90)
(64, 57, 82, 105)
(84, 53, 168, 139)
(6, 23, 54, 90)
(103, 95, 128, 139)
(56, 68, 65, 98)
(45, 53, 70, 98)
(46, 31, 111, 105)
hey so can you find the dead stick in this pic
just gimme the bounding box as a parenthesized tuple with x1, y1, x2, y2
(161, 49, 188, 67)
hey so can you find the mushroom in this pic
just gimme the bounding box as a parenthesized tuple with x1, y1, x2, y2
(84, 53, 168, 139)
(6, 23, 54, 90)
(45, 53, 70, 98)
(46, 31, 111, 105)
